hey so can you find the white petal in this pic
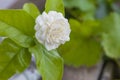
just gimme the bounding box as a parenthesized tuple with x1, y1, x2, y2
(34, 11, 71, 51)
(45, 42, 59, 51)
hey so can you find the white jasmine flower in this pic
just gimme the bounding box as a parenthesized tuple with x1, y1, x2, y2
(34, 11, 71, 50)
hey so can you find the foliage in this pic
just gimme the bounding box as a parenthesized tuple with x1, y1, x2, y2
(58, 0, 120, 68)
(63, 0, 96, 12)
(58, 19, 102, 67)
(101, 13, 120, 58)
(0, 0, 64, 80)
(45, 0, 65, 15)
(29, 44, 63, 80)
(0, 0, 120, 80)
(0, 39, 31, 79)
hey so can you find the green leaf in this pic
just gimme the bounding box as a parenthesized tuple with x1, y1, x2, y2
(45, 0, 65, 15)
(0, 21, 34, 48)
(63, 0, 96, 12)
(101, 13, 120, 58)
(0, 10, 35, 36)
(29, 44, 63, 80)
(68, 19, 100, 37)
(23, 3, 40, 19)
(58, 19, 102, 67)
(0, 38, 31, 79)
(82, 20, 100, 37)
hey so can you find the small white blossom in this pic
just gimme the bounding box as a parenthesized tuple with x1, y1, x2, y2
(35, 11, 71, 50)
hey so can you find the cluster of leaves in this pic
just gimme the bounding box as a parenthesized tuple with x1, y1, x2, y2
(58, 0, 120, 67)
(1, 0, 120, 80)
(0, 0, 64, 80)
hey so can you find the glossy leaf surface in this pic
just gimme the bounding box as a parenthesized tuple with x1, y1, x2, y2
(45, 0, 65, 15)
(23, 3, 40, 19)
(0, 21, 34, 48)
(0, 10, 35, 36)
(29, 44, 63, 80)
(0, 39, 31, 80)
